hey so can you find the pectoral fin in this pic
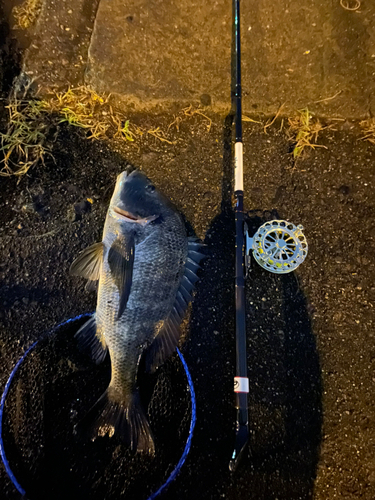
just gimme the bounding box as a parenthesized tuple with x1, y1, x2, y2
(70, 242, 104, 281)
(108, 235, 135, 319)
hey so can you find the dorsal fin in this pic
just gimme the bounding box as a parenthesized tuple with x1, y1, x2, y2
(144, 237, 205, 373)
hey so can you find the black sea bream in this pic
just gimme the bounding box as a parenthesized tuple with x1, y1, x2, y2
(70, 170, 204, 453)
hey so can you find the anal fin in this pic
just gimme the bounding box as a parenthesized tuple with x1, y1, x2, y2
(75, 315, 108, 364)
(144, 315, 181, 373)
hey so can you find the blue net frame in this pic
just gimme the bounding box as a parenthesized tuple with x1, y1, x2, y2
(0, 313, 196, 499)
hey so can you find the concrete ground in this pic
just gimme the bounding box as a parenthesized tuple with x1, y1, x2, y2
(11, 0, 375, 117)
(0, 0, 375, 499)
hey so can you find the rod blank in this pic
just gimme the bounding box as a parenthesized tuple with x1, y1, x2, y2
(229, 0, 250, 472)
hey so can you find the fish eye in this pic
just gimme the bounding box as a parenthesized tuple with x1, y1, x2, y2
(146, 184, 155, 192)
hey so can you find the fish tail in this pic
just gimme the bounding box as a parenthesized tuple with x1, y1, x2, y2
(75, 387, 155, 454)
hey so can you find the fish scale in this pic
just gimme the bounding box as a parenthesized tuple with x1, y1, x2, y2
(70, 170, 203, 454)
(98, 212, 187, 398)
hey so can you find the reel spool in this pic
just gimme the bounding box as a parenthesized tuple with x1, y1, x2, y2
(245, 220, 308, 274)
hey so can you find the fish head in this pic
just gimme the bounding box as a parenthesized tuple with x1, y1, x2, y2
(109, 170, 165, 226)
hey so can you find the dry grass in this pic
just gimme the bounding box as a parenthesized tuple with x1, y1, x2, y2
(43, 87, 136, 141)
(129, 105, 212, 146)
(0, 96, 52, 177)
(287, 108, 328, 160)
(264, 104, 285, 134)
(0, 86, 136, 177)
(0, 86, 213, 177)
(13, 0, 43, 30)
(167, 104, 212, 133)
(359, 119, 375, 145)
(242, 115, 262, 124)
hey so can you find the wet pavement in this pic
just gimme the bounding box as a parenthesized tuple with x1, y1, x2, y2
(0, 114, 374, 499)
(1, 0, 375, 499)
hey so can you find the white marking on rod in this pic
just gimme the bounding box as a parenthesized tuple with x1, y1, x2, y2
(234, 142, 243, 192)
(234, 376, 249, 393)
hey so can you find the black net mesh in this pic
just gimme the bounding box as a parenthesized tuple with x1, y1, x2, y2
(2, 316, 192, 500)
(1, 212, 321, 500)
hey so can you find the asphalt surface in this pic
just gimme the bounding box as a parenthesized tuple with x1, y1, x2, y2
(1, 0, 375, 498)
(0, 112, 374, 499)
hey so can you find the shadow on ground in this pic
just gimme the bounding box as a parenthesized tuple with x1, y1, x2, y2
(0, 118, 321, 500)
(173, 115, 322, 500)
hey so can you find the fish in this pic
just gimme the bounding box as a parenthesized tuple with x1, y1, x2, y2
(70, 169, 204, 454)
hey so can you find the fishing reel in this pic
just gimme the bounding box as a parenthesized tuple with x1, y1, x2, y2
(245, 220, 308, 274)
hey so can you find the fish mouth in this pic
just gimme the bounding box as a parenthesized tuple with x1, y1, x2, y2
(114, 207, 139, 221)
(113, 206, 157, 226)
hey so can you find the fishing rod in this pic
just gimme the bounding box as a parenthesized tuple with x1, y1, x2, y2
(229, 0, 248, 473)
(229, 0, 309, 472)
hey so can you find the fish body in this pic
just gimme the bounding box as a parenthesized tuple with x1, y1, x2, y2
(70, 170, 204, 453)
